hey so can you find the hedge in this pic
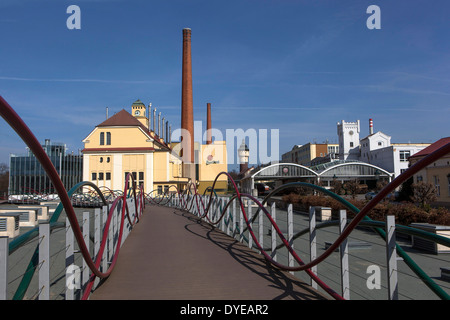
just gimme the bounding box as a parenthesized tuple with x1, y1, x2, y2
(281, 193, 450, 226)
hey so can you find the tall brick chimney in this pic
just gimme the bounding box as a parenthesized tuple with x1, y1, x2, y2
(181, 28, 195, 181)
(206, 102, 212, 145)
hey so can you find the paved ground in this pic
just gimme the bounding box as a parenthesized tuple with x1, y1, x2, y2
(90, 205, 329, 300)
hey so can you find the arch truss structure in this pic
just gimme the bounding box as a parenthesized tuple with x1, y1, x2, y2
(241, 161, 393, 194)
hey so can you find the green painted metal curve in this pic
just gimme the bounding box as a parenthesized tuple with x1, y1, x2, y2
(10, 181, 108, 300)
(254, 182, 450, 300)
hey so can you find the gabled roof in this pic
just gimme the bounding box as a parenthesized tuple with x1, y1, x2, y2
(409, 137, 450, 159)
(97, 109, 144, 127)
(360, 131, 391, 141)
(90, 109, 171, 151)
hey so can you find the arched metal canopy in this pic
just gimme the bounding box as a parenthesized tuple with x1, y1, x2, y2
(318, 162, 392, 179)
(251, 163, 318, 180)
(240, 161, 393, 194)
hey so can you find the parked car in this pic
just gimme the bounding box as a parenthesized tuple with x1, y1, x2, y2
(365, 192, 377, 200)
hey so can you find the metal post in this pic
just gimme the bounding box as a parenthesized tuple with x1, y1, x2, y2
(339, 210, 350, 300)
(309, 206, 318, 289)
(153, 108, 156, 132)
(271, 203, 277, 261)
(232, 198, 237, 239)
(65, 218, 75, 300)
(288, 204, 294, 275)
(82, 212, 90, 291)
(226, 198, 231, 236)
(386, 215, 398, 300)
(94, 208, 101, 289)
(248, 201, 253, 249)
(38, 222, 50, 300)
(0, 237, 8, 300)
(102, 205, 108, 273)
(259, 205, 264, 254)
(220, 198, 225, 232)
(239, 201, 244, 243)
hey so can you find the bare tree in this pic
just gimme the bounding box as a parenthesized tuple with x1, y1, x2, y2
(344, 179, 359, 199)
(411, 181, 437, 207)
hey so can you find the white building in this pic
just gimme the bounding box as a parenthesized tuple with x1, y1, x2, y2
(337, 120, 360, 161)
(338, 118, 430, 179)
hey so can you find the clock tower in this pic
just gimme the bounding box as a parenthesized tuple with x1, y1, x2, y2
(131, 99, 148, 127)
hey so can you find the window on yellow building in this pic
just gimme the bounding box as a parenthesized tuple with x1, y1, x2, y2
(100, 132, 104, 145)
(138, 172, 144, 188)
(91, 172, 97, 180)
(106, 132, 111, 145)
(99, 172, 104, 181)
(106, 172, 111, 180)
(434, 176, 440, 196)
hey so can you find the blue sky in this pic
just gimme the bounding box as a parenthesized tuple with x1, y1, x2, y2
(1, 0, 449, 172)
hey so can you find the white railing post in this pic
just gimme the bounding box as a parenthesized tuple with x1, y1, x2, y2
(232, 198, 237, 239)
(94, 208, 101, 289)
(239, 200, 244, 243)
(339, 210, 350, 300)
(248, 202, 253, 249)
(102, 205, 108, 273)
(271, 203, 277, 261)
(38, 222, 50, 300)
(220, 198, 226, 232)
(259, 205, 264, 254)
(108, 203, 114, 265)
(82, 212, 90, 292)
(287, 204, 294, 275)
(309, 206, 318, 289)
(0, 236, 8, 300)
(65, 217, 75, 300)
(386, 215, 398, 300)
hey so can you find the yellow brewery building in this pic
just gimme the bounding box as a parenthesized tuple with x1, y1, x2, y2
(81, 100, 228, 195)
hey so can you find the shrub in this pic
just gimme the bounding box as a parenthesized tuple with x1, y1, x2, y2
(281, 192, 450, 226)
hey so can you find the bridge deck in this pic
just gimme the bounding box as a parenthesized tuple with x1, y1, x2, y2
(90, 205, 329, 300)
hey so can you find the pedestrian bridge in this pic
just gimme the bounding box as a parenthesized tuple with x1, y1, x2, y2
(1, 96, 450, 301)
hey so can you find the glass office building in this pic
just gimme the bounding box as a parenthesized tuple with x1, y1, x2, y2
(9, 139, 83, 196)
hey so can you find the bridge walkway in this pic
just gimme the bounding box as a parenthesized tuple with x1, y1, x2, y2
(90, 204, 329, 300)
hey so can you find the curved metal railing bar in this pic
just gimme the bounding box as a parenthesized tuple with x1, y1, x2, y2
(10, 181, 108, 299)
(0, 96, 144, 300)
(161, 173, 343, 300)
(162, 142, 450, 300)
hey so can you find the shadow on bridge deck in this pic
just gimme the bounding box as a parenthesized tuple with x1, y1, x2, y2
(90, 205, 329, 300)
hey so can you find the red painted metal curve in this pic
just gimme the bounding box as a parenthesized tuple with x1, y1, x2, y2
(0, 96, 144, 300)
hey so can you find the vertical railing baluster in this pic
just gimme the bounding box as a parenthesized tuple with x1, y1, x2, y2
(287, 204, 294, 275)
(386, 215, 398, 300)
(82, 212, 90, 292)
(94, 208, 101, 289)
(65, 217, 75, 300)
(239, 200, 244, 243)
(339, 210, 350, 300)
(0, 236, 9, 300)
(309, 206, 318, 289)
(102, 205, 108, 273)
(259, 205, 264, 254)
(38, 222, 50, 300)
(271, 203, 277, 261)
(233, 198, 237, 239)
(248, 201, 253, 249)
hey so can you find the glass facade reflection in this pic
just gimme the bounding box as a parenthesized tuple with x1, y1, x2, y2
(9, 139, 83, 195)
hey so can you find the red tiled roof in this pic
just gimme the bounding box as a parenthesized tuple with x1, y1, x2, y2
(95, 109, 171, 151)
(97, 109, 144, 127)
(409, 137, 450, 159)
